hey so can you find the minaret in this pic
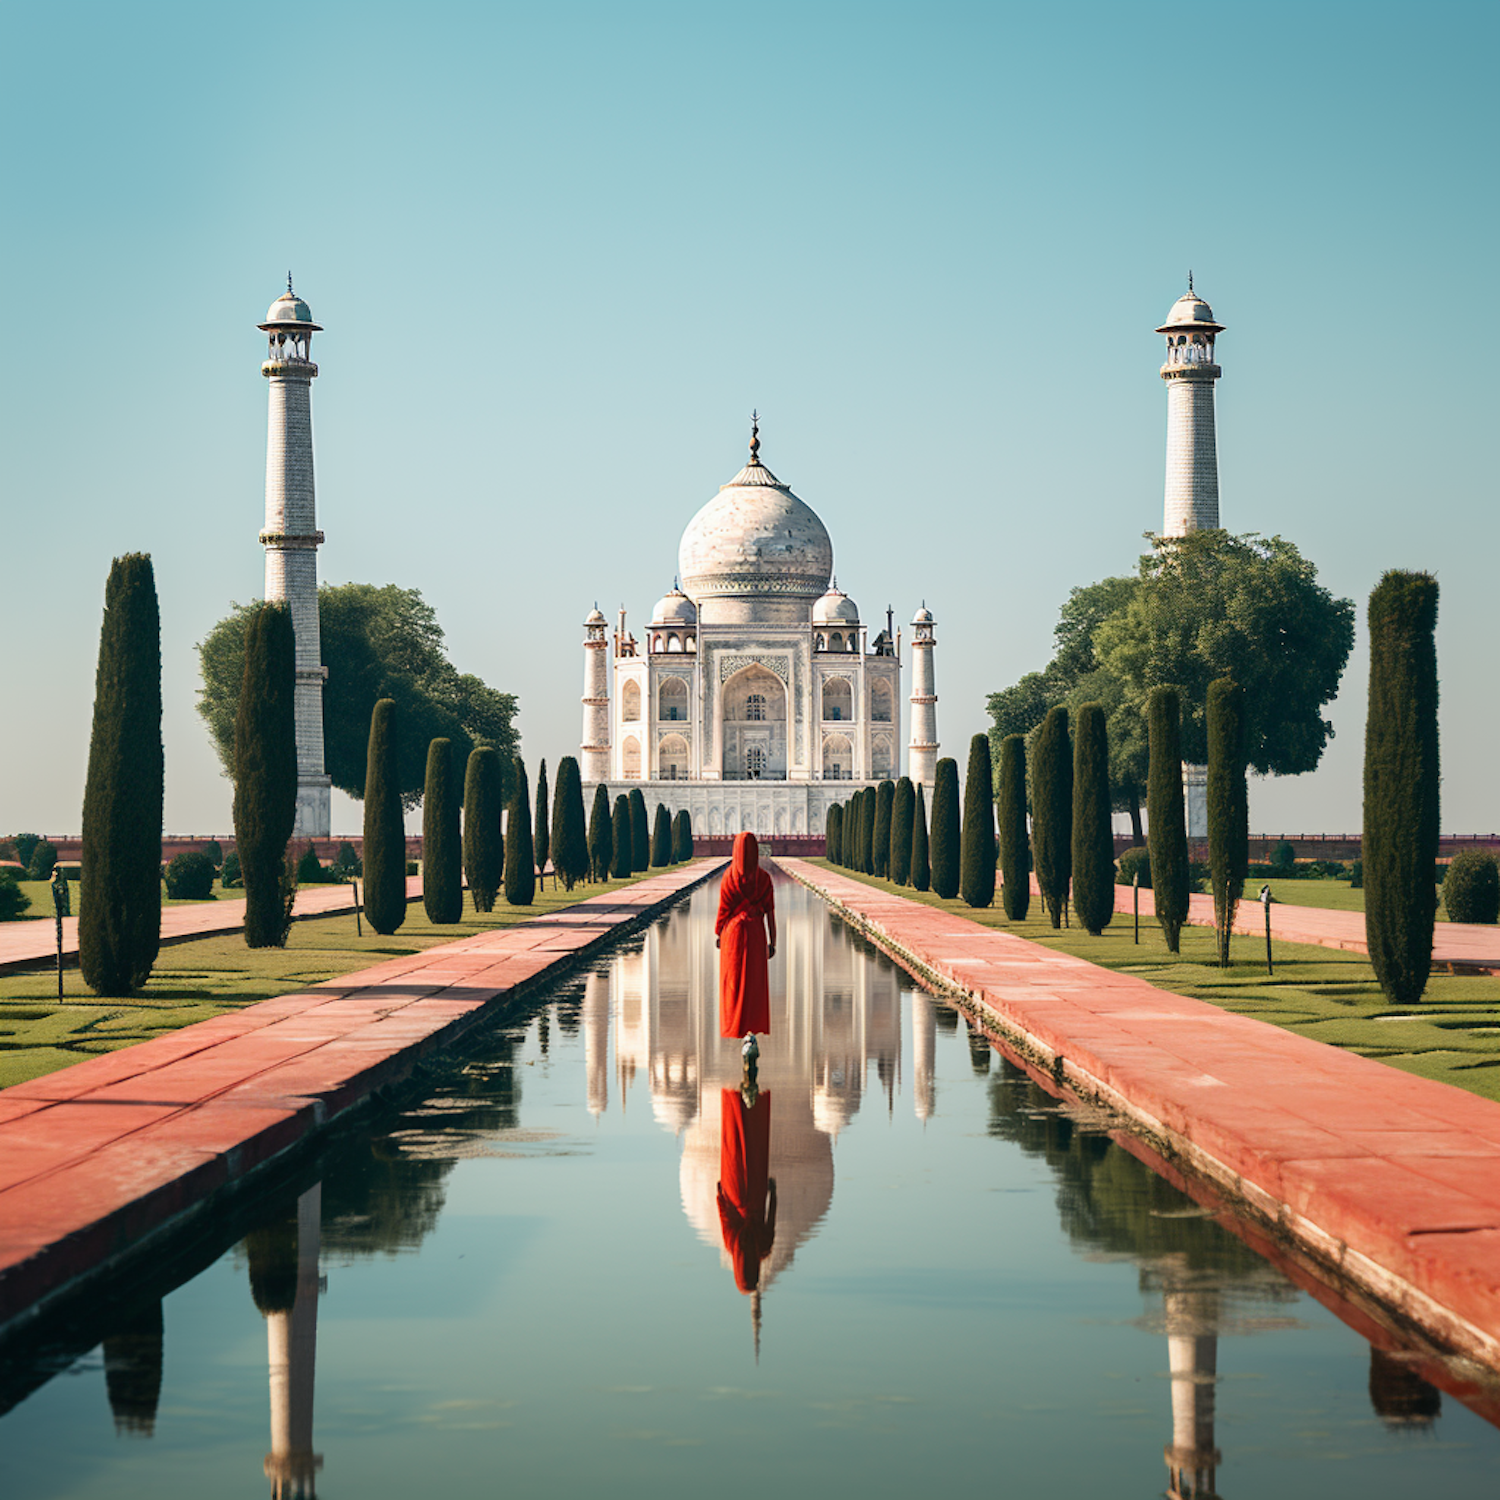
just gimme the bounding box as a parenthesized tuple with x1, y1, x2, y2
(581, 607, 610, 783)
(1157, 277, 1225, 537)
(259, 278, 331, 839)
(907, 606, 938, 788)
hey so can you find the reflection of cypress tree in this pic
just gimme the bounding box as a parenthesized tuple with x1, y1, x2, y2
(933, 1002, 958, 1034)
(872, 780, 894, 878)
(890, 777, 915, 887)
(1368, 1347, 1441, 1428)
(964, 1014, 992, 1074)
(102, 1298, 164, 1437)
(245, 1211, 300, 1314)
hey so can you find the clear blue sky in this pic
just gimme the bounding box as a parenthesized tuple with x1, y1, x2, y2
(2, 0, 1494, 835)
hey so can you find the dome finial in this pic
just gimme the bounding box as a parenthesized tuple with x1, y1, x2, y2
(749, 410, 760, 464)
(287, 270, 294, 296)
(1187, 268, 1194, 293)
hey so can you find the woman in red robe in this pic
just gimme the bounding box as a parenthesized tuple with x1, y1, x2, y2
(715, 831, 776, 1040)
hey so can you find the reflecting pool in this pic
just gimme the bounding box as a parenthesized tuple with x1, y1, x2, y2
(3, 870, 1500, 1498)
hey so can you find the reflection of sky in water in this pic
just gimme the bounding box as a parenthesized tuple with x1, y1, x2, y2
(3, 871, 1500, 1499)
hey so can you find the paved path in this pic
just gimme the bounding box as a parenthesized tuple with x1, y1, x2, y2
(784, 859, 1500, 1373)
(0, 878, 423, 976)
(0, 861, 719, 1332)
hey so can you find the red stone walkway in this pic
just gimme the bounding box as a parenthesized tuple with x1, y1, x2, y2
(0, 861, 719, 1332)
(782, 859, 1500, 1372)
(0, 878, 423, 976)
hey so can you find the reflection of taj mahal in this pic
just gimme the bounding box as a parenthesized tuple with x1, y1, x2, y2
(580, 420, 938, 836)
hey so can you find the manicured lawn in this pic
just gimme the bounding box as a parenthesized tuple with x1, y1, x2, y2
(1240, 876, 1461, 921)
(0, 872, 659, 1090)
(9, 878, 231, 919)
(802, 860, 1500, 1104)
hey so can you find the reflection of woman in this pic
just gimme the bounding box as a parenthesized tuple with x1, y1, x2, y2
(715, 832, 776, 1043)
(716, 1086, 777, 1293)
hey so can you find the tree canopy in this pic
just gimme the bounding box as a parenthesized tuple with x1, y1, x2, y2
(198, 583, 518, 809)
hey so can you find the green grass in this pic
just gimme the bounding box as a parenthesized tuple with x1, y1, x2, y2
(0, 872, 661, 1090)
(9, 878, 231, 919)
(803, 860, 1500, 1104)
(1235, 876, 1466, 921)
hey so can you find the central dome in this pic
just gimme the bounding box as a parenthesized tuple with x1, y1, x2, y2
(678, 445, 834, 613)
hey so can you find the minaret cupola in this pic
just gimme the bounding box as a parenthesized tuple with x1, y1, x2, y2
(258, 274, 323, 369)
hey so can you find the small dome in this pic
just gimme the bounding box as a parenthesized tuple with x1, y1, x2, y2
(259, 290, 322, 331)
(585, 607, 606, 626)
(911, 605, 934, 625)
(651, 587, 697, 625)
(814, 586, 860, 625)
(1155, 291, 1223, 335)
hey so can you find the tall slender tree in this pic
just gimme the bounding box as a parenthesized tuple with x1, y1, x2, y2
(960, 734, 997, 908)
(589, 783, 613, 881)
(997, 734, 1030, 921)
(1071, 703, 1114, 936)
(826, 803, 842, 866)
(533, 758, 550, 886)
(890, 778, 915, 887)
(362, 698, 407, 935)
(1033, 706, 1073, 928)
(1147, 686, 1190, 953)
(463, 746, 504, 911)
(549, 756, 589, 890)
(651, 803, 672, 867)
(1364, 572, 1440, 1004)
(930, 758, 960, 899)
(1206, 677, 1248, 967)
(80, 554, 164, 993)
(504, 757, 536, 906)
(628, 788, 650, 871)
(233, 603, 297, 950)
(672, 808, 693, 863)
(611, 795, 633, 877)
(421, 738, 462, 922)
(910, 783, 931, 892)
(860, 786, 878, 876)
(872, 780, 895, 879)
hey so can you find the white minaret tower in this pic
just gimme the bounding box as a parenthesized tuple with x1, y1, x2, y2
(1157, 277, 1225, 537)
(907, 605, 938, 788)
(259, 277, 331, 839)
(581, 606, 610, 783)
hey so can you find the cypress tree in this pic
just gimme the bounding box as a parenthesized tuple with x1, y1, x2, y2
(533, 758, 550, 885)
(860, 786, 878, 876)
(997, 734, 1031, 921)
(232, 603, 297, 951)
(1033, 707, 1072, 928)
(1364, 572, 1440, 1004)
(845, 793, 859, 871)
(549, 756, 589, 890)
(651, 803, 672, 867)
(363, 698, 407, 935)
(890, 777, 915, 888)
(589, 783, 613, 881)
(463, 746, 504, 911)
(629, 788, 650, 871)
(871, 780, 894, 879)
(960, 734, 997, 909)
(672, 808, 693, 863)
(79, 553, 164, 994)
(826, 803, 842, 866)
(1071, 703, 1114, 936)
(1207, 677, 1249, 967)
(910, 783, 931, 892)
(611, 795, 632, 877)
(930, 758, 960, 899)
(422, 738, 462, 923)
(504, 757, 536, 906)
(1147, 686, 1190, 953)
(832, 800, 847, 866)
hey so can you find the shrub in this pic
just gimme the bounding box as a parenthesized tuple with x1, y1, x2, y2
(533, 759, 551, 881)
(651, 803, 672, 868)
(1207, 677, 1248, 967)
(330, 840, 361, 877)
(1443, 850, 1500, 924)
(1349, 859, 1362, 889)
(295, 845, 327, 885)
(672, 808, 693, 863)
(202, 840, 224, 868)
(1033, 706, 1072, 929)
(910, 783, 931, 892)
(628, 788, 650, 872)
(1272, 840, 1296, 871)
(549, 756, 589, 890)
(611, 795, 632, 878)
(890, 777, 914, 887)
(363, 698, 408, 935)
(930, 759, 960, 899)
(1147, 686, 1189, 953)
(589, 784, 613, 881)
(423, 738, 463, 923)
(27, 840, 58, 881)
(504, 758, 536, 906)
(997, 734, 1030, 922)
(79, 554, 164, 995)
(0, 870, 30, 921)
(221, 851, 242, 887)
(405, 860, 419, 876)
(872, 781, 895, 879)
(960, 735, 996, 909)
(13, 834, 42, 871)
(1116, 846, 1151, 888)
(1364, 571, 1440, 1005)
(1070, 705, 1113, 935)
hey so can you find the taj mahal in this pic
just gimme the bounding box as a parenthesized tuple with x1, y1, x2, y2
(578, 419, 938, 837)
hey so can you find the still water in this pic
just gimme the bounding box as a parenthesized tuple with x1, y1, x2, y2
(3, 870, 1499, 1497)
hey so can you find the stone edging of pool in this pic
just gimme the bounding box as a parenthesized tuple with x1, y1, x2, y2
(779, 857, 1500, 1377)
(0, 859, 724, 1340)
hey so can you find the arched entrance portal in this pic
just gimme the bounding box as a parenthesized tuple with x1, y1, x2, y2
(722, 663, 788, 780)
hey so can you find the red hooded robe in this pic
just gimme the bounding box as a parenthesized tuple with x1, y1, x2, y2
(716, 831, 774, 1037)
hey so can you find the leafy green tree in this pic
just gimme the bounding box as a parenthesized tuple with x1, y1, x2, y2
(1443, 851, 1499, 924)
(960, 735, 996, 909)
(997, 734, 1030, 921)
(80, 555, 163, 994)
(930, 758, 960, 899)
(533, 759, 550, 883)
(549, 756, 589, 890)
(1364, 572, 1439, 1003)
(671, 809, 693, 863)
(1032, 707, 1072, 929)
(1070, 704, 1113, 936)
(628, 788, 650, 871)
(504, 758, 536, 906)
(910, 783, 931, 892)
(589, 784, 613, 881)
(890, 778, 915, 887)
(1206, 677, 1248, 967)
(295, 845, 326, 884)
(422, 738, 462, 923)
(221, 851, 242, 888)
(463, 746, 504, 911)
(651, 803, 672, 867)
(1147, 687, 1190, 953)
(611, 795, 632, 878)
(198, 583, 519, 810)
(27, 840, 58, 881)
(12, 834, 43, 872)
(872, 781, 895, 879)
(0, 870, 30, 921)
(202, 839, 224, 869)
(362, 698, 407, 935)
